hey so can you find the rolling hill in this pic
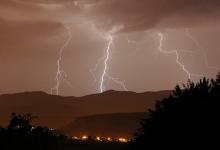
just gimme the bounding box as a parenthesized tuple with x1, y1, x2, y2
(0, 90, 170, 128)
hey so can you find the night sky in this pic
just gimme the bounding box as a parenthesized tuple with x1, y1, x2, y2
(0, 0, 220, 96)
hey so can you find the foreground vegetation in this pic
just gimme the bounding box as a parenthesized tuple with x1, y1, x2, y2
(131, 73, 220, 150)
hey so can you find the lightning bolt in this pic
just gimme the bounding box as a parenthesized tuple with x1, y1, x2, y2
(90, 35, 128, 93)
(100, 35, 113, 92)
(185, 29, 220, 72)
(100, 35, 128, 92)
(157, 32, 204, 79)
(90, 57, 104, 84)
(51, 26, 73, 95)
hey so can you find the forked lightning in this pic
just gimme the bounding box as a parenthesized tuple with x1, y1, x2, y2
(158, 32, 204, 79)
(51, 26, 73, 95)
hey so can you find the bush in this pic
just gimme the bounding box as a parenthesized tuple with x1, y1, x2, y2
(131, 74, 220, 150)
(0, 113, 68, 150)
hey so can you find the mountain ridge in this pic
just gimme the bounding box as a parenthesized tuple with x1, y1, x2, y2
(0, 90, 171, 128)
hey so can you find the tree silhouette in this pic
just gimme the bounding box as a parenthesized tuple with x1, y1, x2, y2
(7, 112, 35, 132)
(0, 113, 69, 150)
(131, 74, 220, 150)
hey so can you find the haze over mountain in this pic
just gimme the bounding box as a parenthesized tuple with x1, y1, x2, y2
(0, 90, 170, 128)
(61, 112, 149, 138)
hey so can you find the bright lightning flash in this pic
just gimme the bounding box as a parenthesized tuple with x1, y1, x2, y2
(51, 26, 73, 95)
(158, 32, 204, 79)
(100, 35, 113, 92)
(91, 35, 128, 93)
(100, 35, 128, 93)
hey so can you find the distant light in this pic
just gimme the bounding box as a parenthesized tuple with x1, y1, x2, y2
(31, 126, 35, 131)
(107, 137, 112, 141)
(72, 136, 79, 140)
(118, 138, 128, 143)
(81, 136, 88, 140)
(96, 136, 101, 141)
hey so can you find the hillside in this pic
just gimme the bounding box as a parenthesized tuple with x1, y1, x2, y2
(61, 112, 149, 138)
(0, 90, 170, 128)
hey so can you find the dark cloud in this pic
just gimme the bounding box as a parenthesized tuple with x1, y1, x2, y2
(3, 0, 220, 32)
(0, 18, 64, 59)
(0, 0, 220, 96)
(13, 0, 74, 4)
(0, 0, 80, 22)
(81, 0, 220, 33)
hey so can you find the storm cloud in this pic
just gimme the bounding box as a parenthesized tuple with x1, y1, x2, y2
(80, 0, 220, 32)
(0, 0, 220, 96)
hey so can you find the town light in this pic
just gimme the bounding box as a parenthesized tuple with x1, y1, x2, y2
(118, 138, 128, 143)
(81, 136, 88, 140)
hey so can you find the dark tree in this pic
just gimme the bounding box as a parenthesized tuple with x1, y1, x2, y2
(131, 75, 220, 150)
(0, 113, 69, 150)
(7, 112, 35, 132)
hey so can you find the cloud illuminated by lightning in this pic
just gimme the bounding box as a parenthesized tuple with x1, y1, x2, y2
(157, 32, 204, 79)
(51, 26, 73, 95)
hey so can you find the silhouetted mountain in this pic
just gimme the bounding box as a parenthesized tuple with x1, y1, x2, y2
(61, 112, 149, 138)
(0, 90, 170, 128)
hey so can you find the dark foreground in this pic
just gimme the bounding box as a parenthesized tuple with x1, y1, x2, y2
(61, 141, 128, 150)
